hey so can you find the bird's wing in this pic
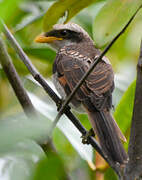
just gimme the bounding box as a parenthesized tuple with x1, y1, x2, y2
(56, 51, 114, 110)
(85, 60, 114, 95)
(55, 52, 90, 101)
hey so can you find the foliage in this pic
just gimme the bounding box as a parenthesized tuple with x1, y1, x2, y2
(33, 151, 67, 180)
(43, 0, 97, 31)
(114, 81, 136, 134)
(93, 0, 142, 47)
(0, 0, 142, 179)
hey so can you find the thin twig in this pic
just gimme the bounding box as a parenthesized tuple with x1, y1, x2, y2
(52, 5, 142, 134)
(1, 22, 120, 173)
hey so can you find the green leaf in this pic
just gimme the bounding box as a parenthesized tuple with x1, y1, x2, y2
(0, 114, 53, 153)
(114, 80, 136, 134)
(64, 0, 97, 23)
(14, 13, 45, 32)
(104, 167, 117, 180)
(0, 0, 21, 23)
(0, 140, 45, 180)
(43, 0, 97, 32)
(33, 152, 67, 180)
(24, 47, 56, 62)
(13, 1, 54, 32)
(93, 0, 142, 48)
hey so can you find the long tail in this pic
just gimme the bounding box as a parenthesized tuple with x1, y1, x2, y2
(87, 109, 128, 165)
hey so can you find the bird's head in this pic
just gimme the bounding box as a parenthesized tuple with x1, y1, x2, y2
(35, 23, 94, 50)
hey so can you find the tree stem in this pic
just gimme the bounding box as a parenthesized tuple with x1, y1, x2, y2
(124, 41, 142, 180)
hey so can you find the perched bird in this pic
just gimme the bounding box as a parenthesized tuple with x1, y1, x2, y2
(35, 23, 128, 165)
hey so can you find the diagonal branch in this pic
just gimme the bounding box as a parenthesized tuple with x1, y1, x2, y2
(124, 41, 142, 180)
(2, 22, 121, 174)
(52, 5, 142, 134)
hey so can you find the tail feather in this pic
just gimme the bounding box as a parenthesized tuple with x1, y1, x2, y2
(107, 112, 127, 143)
(87, 110, 128, 165)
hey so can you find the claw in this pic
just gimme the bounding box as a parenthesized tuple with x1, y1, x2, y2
(56, 100, 63, 111)
(81, 128, 95, 144)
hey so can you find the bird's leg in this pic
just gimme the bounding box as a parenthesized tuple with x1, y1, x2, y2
(81, 128, 95, 144)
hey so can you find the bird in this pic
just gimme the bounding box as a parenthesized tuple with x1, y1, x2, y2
(35, 22, 128, 165)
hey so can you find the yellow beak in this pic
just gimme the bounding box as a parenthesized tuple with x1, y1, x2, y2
(35, 34, 63, 43)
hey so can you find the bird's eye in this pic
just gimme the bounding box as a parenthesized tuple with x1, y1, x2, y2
(60, 30, 68, 36)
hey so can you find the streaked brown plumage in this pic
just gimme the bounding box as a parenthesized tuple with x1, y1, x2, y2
(35, 23, 128, 165)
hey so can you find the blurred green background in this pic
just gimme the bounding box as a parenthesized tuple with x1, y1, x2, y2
(0, 0, 142, 179)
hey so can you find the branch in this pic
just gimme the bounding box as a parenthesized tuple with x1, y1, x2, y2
(124, 41, 142, 179)
(1, 23, 121, 174)
(53, 5, 142, 134)
(0, 36, 35, 116)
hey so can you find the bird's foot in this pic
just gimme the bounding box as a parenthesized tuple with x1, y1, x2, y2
(56, 99, 64, 111)
(81, 128, 95, 145)
(56, 99, 71, 112)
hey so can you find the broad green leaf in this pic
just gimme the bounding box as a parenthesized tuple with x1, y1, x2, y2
(0, 115, 52, 153)
(24, 47, 56, 63)
(0, 0, 21, 24)
(43, 0, 97, 32)
(113, 62, 136, 107)
(114, 80, 136, 134)
(14, 13, 45, 32)
(64, 0, 98, 23)
(33, 152, 66, 180)
(104, 167, 117, 180)
(93, 0, 142, 48)
(0, 140, 45, 180)
(13, 1, 54, 32)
